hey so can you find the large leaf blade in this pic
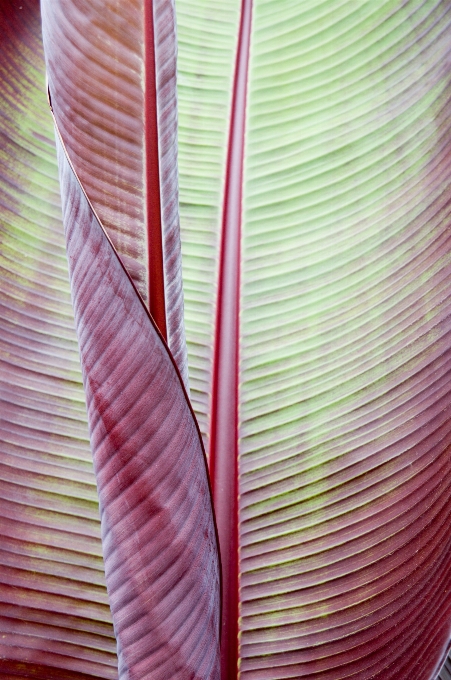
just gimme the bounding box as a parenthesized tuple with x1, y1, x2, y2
(176, 0, 451, 676)
(0, 1, 117, 676)
(242, 1, 451, 673)
(53, 125, 221, 679)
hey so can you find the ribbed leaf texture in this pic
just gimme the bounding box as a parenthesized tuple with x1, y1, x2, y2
(40, 0, 221, 674)
(177, 0, 241, 447)
(55, 133, 220, 680)
(0, 1, 117, 677)
(176, 0, 451, 677)
(41, 0, 188, 387)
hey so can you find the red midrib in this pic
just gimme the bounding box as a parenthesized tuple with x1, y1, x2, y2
(144, 0, 167, 340)
(209, 1, 253, 677)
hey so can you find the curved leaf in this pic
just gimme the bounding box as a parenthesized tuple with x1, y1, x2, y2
(41, 0, 221, 675)
(41, 0, 188, 387)
(54, 131, 221, 679)
(176, 0, 451, 676)
(0, 0, 117, 677)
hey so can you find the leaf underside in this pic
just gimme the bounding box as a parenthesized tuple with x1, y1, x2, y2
(176, 0, 451, 677)
(55, 132, 221, 680)
(0, 1, 117, 677)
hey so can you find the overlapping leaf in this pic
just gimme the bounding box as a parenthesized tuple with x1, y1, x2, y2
(176, 0, 451, 676)
(40, 1, 221, 677)
(41, 0, 188, 386)
(54, 133, 220, 680)
(0, 1, 117, 677)
(0, 0, 221, 676)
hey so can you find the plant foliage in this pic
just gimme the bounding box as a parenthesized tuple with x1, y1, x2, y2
(1, 0, 451, 679)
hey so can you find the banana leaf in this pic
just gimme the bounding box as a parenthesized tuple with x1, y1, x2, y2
(2, 0, 451, 678)
(1, 0, 220, 678)
(176, 0, 451, 677)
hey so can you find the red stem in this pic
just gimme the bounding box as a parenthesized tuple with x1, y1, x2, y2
(144, 0, 167, 340)
(209, 1, 253, 677)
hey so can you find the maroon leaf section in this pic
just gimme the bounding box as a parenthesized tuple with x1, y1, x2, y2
(55, 132, 220, 680)
(40, 0, 188, 387)
(0, 1, 117, 677)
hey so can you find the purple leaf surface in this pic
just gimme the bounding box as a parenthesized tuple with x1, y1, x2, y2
(54, 131, 220, 679)
(41, 0, 188, 387)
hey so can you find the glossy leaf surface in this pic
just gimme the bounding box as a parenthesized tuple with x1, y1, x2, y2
(41, 0, 188, 387)
(176, 0, 451, 677)
(0, 1, 117, 677)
